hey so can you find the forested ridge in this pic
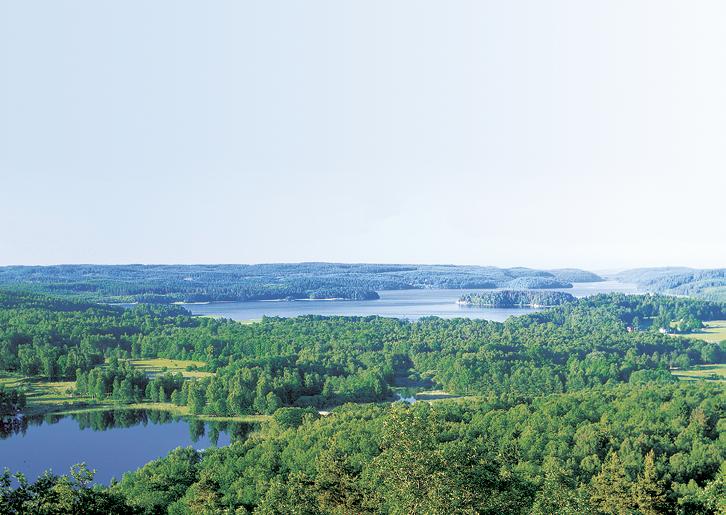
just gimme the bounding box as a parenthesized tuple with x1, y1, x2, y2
(0, 289, 724, 513)
(616, 267, 726, 302)
(0, 263, 602, 304)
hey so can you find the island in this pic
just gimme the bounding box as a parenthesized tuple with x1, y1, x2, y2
(457, 290, 577, 307)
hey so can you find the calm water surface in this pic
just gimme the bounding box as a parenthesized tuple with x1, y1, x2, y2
(0, 410, 254, 484)
(183, 281, 640, 321)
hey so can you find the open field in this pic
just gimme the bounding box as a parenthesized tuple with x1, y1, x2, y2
(671, 364, 726, 383)
(1, 372, 265, 422)
(1, 365, 267, 422)
(1, 372, 106, 416)
(415, 389, 462, 401)
(677, 320, 726, 343)
(126, 358, 214, 378)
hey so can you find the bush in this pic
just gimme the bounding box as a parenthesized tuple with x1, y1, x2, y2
(272, 407, 320, 429)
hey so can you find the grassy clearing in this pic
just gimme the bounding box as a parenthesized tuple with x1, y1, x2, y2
(1, 368, 267, 423)
(1, 372, 267, 422)
(127, 358, 214, 378)
(1, 372, 109, 416)
(415, 390, 462, 401)
(676, 320, 726, 343)
(672, 364, 726, 383)
(195, 315, 259, 324)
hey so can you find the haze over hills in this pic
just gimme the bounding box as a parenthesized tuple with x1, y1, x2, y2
(3, 263, 723, 304)
(615, 267, 726, 302)
(0, 263, 603, 304)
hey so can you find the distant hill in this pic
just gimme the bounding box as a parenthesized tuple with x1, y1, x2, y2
(615, 267, 726, 302)
(0, 263, 602, 304)
(548, 268, 603, 283)
(505, 276, 572, 289)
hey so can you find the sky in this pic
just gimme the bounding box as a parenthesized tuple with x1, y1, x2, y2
(1, 1, 725, 270)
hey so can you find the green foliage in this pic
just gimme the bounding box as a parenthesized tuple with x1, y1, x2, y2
(105, 381, 724, 513)
(272, 407, 319, 429)
(114, 447, 200, 514)
(590, 452, 634, 514)
(0, 464, 135, 514)
(2, 290, 724, 414)
(459, 289, 576, 307)
(0, 384, 25, 415)
(1, 290, 725, 513)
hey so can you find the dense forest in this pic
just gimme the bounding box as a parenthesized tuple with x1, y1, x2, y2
(0, 290, 724, 413)
(0, 264, 602, 304)
(458, 290, 576, 307)
(2, 382, 723, 514)
(1, 289, 724, 513)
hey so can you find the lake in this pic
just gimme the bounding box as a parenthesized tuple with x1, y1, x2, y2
(0, 410, 255, 484)
(182, 281, 640, 321)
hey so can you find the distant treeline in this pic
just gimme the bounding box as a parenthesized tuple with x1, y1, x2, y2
(459, 290, 576, 307)
(0, 263, 602, 303)
(616, 267, 726, 302)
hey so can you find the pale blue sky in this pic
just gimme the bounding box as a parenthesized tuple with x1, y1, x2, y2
(1, 1, 724, 269)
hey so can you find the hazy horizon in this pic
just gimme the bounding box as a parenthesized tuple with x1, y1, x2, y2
(2, 1, 725, 269)
(0, 261, 714, 276)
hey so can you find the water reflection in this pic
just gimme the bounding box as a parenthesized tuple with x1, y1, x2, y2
(0, 415, 28, 439)
(1, 409, 255, 442)
(0, 409, 258, 483)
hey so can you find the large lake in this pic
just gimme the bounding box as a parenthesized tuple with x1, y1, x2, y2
(182, 281, 640, 321)
(0, 410, 255, 484)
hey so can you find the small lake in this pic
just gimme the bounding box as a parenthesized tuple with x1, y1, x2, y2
(0, 410, 255, 484)
(183, 281, 640, 321)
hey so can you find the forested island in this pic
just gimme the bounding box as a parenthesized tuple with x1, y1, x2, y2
(0, 288, 725, 513)
(458, 290, 576, 307)
(0, 263, 602, 304)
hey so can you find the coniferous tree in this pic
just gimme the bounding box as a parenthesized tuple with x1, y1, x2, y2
(632, 450, 668, 515)
(590, 452, 634, 515)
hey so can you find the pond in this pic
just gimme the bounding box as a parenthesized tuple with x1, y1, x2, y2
(0, 409, 256, 484)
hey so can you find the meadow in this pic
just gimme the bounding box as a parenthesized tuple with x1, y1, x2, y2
(685, 319, 726, 343)
(125, 357, 214, 378)
(671, 363, 726, 382)
(1, 358, 263, 422)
